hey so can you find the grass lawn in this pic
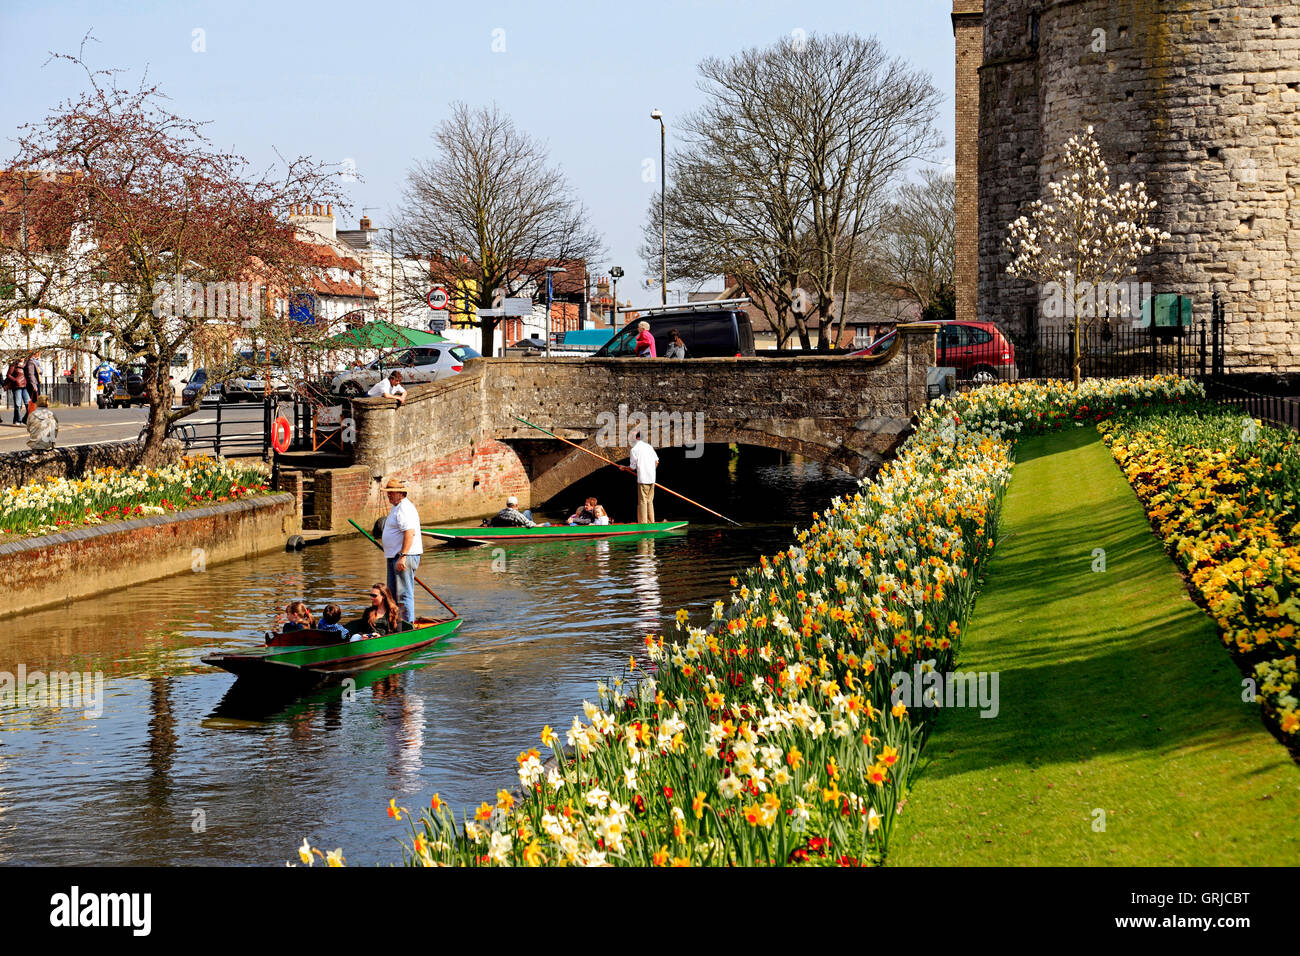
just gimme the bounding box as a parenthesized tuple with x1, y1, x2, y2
(888, 426, 1300, 865)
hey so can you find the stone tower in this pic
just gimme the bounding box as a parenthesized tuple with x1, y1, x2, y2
(976, 1, 1300, 373)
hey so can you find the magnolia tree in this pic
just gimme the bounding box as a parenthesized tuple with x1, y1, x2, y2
(0, 46, 345, 462)
(1003, 126, 1169, 385)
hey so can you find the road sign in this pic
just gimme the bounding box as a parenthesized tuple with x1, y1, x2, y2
(428, 314, 447, 333)
(427, 285, 449, 310)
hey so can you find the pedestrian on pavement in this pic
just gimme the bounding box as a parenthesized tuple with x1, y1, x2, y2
(24, 351, 42, 409)
(4, 359, 28, 425)
(25, 395, 58, 450)
(621, 430, 659, 523)
(634, 321, 657, 358)
(665, 329, 687, 359)
(380, 476, 423, 628)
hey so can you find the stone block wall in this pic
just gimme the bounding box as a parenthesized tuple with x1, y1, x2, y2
(978, 0, 1300, 372)
(0, 439, 184, 491)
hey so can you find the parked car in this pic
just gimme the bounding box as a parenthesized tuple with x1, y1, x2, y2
(182, 366, 292, 405)
(851, 320, 1018, 382)
(330, 344, 481, 397)
(594, 306, 756, 358)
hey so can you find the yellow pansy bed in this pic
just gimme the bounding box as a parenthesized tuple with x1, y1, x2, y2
(294, 377, 1201, 867)
(0, 456, 272, 539)
(1099, 408, 1300, 742)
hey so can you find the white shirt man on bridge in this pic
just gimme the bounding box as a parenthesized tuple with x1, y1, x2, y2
(367, 371, 406, 405)
(622, 432, 659, 523)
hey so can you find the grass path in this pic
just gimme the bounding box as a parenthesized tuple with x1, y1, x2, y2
(888, 427, 1300, 865)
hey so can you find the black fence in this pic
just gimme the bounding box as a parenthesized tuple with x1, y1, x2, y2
(999, 320, 1210, 382)
(147, 398, 282, 457)
(1206, 380, 1300, 433)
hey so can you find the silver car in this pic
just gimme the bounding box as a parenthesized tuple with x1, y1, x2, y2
(331, 344, 480, 397)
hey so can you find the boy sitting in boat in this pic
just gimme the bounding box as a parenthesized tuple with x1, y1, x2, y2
(316, 604, 348, 638)
(566, 497, 610, 526)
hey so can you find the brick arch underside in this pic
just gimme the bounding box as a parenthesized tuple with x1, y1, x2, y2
(514, 425, 883, 505)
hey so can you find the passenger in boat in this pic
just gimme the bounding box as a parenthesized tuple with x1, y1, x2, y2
(316, 604, 348, 638)
(486, 495, 538, 528)
(348, 584, 401, 638)
(282, 601, 315, 631)
(566, 497, 610, 526)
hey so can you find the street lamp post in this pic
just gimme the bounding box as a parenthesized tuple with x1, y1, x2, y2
(650, 109, 666, 305)
(610, 266, 624, 327)
(544, 266, 566, 357)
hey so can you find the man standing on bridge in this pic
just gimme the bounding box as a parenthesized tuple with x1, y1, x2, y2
(381, 477, 423, 629)
(621, 431, 659, 523)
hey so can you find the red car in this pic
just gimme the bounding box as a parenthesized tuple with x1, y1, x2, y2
(851, 320, 1018, 383)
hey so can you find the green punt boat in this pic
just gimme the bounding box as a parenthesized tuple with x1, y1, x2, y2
(202, 616, 462, 680)
(422, 520, 687, 546)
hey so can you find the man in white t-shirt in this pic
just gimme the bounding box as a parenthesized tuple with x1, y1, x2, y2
(621, 431, 659, 523)
(380, 476, 424, 627)
(367, 371, 406, 404)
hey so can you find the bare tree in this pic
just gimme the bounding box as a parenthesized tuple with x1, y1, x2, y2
(643, 33, 942, 349)
(395, 103, 603, 355)
(862, 169, 955, 317)
(0, 43, 342, 462)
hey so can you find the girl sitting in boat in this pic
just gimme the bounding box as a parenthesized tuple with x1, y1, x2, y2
(566, 497, 610, 526)
(347, 584, 402, 638)
(282, 601, 315, 631)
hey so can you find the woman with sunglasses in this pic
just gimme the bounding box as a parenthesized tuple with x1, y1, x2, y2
(347, 583, 402, 638)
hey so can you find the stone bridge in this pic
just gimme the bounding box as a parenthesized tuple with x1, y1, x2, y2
(291, 323, 937, 526)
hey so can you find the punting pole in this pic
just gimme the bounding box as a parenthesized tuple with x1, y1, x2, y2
(513, 416, 742, 527)
(348, 518, 458, 618)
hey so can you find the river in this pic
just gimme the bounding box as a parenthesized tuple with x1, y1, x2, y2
(0, 448, 859, 865)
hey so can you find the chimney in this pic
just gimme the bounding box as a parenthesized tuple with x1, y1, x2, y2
(359, 215, 372, 230)
(326, 204, 333, 217)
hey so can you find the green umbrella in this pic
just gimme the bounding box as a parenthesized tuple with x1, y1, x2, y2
(319, 320, 450, 350)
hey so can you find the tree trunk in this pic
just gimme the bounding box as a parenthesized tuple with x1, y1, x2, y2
(140, 379, 172, 466)
(1072, 314, 1082, 387)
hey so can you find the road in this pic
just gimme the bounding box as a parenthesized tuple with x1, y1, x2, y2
(0, 401, 274, 455)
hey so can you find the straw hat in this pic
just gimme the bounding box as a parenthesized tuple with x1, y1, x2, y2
(382, 477, 409, 495)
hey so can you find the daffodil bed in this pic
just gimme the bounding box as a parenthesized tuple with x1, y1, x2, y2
(1098, 407, 1300, 743)
(293, 376, 1203, 868)
(0, 456, 272, 539)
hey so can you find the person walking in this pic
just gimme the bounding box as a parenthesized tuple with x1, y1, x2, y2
(634, 321, 657, 358)
(4, 359, 27, 425)
(24, 351, 42, 410)
(621, 430, 659, 523)
(380, 477, 423, 629)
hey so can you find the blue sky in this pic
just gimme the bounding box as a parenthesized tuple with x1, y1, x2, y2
(1, 0, 957, 308)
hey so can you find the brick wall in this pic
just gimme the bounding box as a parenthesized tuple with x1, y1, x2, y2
(0, 493, 298, 617)
(953, 1, 984, 324)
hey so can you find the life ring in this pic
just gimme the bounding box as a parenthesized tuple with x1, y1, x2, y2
(271, 415, 292, 453)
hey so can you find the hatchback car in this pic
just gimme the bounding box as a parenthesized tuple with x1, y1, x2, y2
(330, 344, 481, 396)
(852, 320, 1018, 382)
(182, 366, 291, 405)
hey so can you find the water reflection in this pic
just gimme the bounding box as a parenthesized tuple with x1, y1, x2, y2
(0, 451, 860, 865)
